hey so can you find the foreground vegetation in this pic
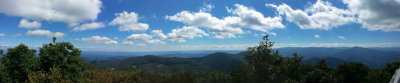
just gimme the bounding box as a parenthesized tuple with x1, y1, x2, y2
(0, 36, 399, 83)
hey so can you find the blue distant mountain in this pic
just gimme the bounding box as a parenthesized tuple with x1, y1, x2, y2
(2, 46, 400, 69)
(80, 50, 244, 61)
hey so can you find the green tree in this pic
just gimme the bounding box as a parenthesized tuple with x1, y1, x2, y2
(0, 49, 3, 55)
(363, 69, 391, 83)
(383, 61, 400, 75)
(168, 71, 196, 83)
(0, 49, 3, 82)
(39, 37, 86, 82)
(231, 64, 250, 83)
(0, 44, 39, 82)
(336, 62, 369, 83)
(303, 59, 341, 83)
(201, 70, 231, 83)
(242, 35, 305, 83)
(0, 64, 7, 82)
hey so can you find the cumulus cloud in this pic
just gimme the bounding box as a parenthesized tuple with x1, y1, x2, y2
(166, 4, 284, 38)
(227, 4, 285, 32)
(79, 36, 118, 45)
(123, 33, 153, 45)
(109, 11, 149, 32)
(338, 36, 346, 39)
(26, 29, 64, 38)
(146, 39, 166, 44)
(151, 30, 168, 40)
(72, 22, 105, 31)
(0, 33, 5, 37)
(18, 19, 41, 28)
(314, 34, 320, 38)
(267, 0, 355, 30)
(167, 26, 209, 42)
(343, 0, 400, 31)
(0, 0, 102, 26)
(200, 3, 214, 12)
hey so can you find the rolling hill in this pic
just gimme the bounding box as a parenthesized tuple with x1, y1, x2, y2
(92, 52, 245, 72)
(330, 47, 400, 68)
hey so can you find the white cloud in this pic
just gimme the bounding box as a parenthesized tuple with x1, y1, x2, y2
(18, 19, 41, 28)
(72, 22, 105, 31)
(270, 32, 277, 36)
(166, 4, 284, 38)
(80, 43, 256, 51)
(79, 36, 118, 45)
(26, 29, 64, 38)
(228, 4, 285, 32)
(135, 43, 147, 46)
(314, 34, 320, 38)
(167, 26, 209, 42)
(11, 34, 22, 37)
(123, 33, 153, 45)
(151, 30, 167, 40)
(122, 41, 134, 45)
(338, 36, 346, 39)
(200, 3, 214, 12)
(267, 0, 355, 30)
(109, 11, 149, 32)
(0, 0, 102, 26)
(343, 0, 400, 31)
(0, 33, 5, 37)
(146, 39, 166, 45)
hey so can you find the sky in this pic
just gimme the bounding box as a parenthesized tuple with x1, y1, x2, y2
(0, 0, 400, 51)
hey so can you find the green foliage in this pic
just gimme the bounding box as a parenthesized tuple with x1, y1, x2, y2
(0, 38, 86, 82)
(336, 62, 369, 83)
(303, 59, 341, 83)
(383, 61, 400, 75)
(241, 35, 309, 83)
(39, 37, 86, 82)
(197, 70, 232, 83)
(231, 64, 250, 83)
(169, 71, 197, 83)
(0, 44, 39, 82)
(363, 69, 392, 83)
(0, 65, 7, 82)
(28, 68, 72, 83)
(0, 49, 3, 55)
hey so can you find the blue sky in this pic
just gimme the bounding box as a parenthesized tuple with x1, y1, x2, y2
(0, 0, 400, 51)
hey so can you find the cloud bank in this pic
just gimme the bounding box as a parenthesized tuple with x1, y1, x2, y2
(26, 29, 64, 38)
(0, 0, 102, 26)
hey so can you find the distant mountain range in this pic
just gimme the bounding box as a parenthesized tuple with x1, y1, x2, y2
(92, 52, 244, 72)
(2, 46, 400, 71)
(90, 47, 400, 72)
(281, 47, 400, 68)
(81, 50, 244, 61)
